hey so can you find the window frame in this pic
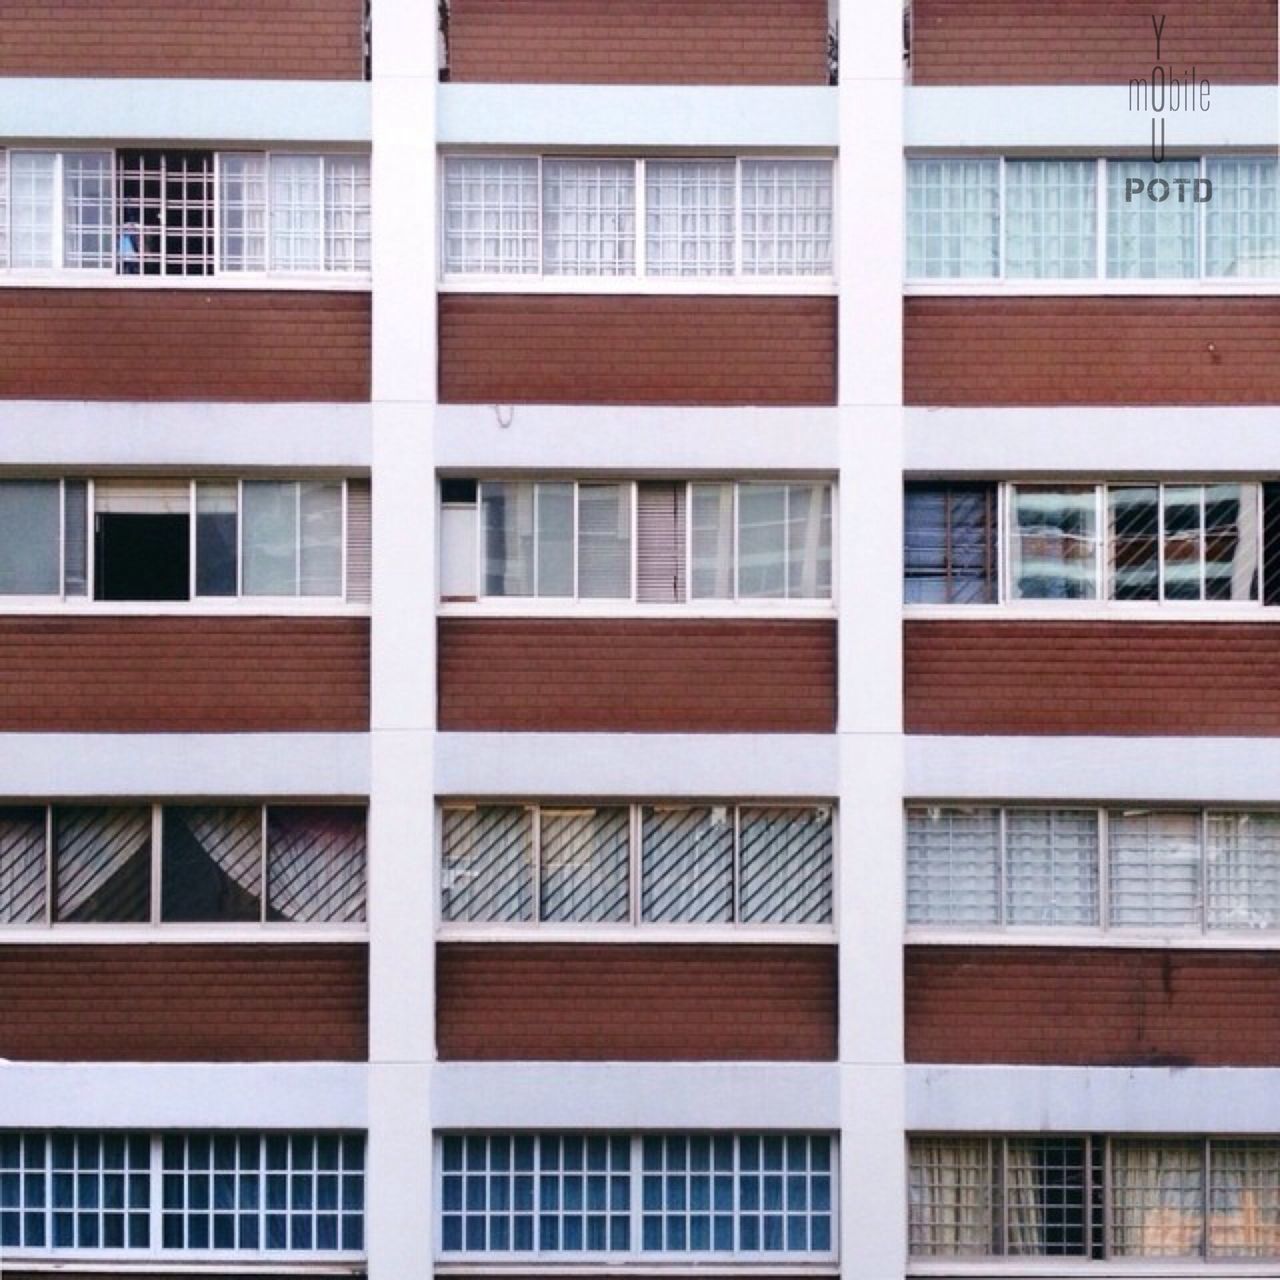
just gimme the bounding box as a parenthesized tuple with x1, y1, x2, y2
(436, 799, 838, 943)
(439, 152, 839, 294)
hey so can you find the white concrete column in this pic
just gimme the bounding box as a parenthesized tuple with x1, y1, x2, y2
(368, 0, 438, 1276)
(836, 0, 906, 1276)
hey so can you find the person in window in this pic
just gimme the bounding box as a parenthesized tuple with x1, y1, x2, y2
(118, 221, 140, 275)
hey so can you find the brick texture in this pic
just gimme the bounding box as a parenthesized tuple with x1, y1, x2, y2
(447, 0, 829, 84)
(438, 618, 836, 732)
(0, 290, 370, 402)
(907, 945, 1280, 1067)
(0, 944, 367, 1061)
(439, 295, 837, 406)
(904, 298, 1280, 406)
(910, 0, 1277, 84)
(905, 620, 1280, 737)
(0, 617, 368, 733)
(438, 943, 837, 1060)
(0, 0, 364, 79)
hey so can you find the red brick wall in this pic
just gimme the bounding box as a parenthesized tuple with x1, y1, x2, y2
(907, 946, 1280, 1067)
(438, 943, 837, 1060)
(0, 617, 368, 732)
(439, 618, 836, 732)
(439, 296, 837, 406)
(0, 944, 367, 1061)
(910, 0, 1278, 84)
(0, 291, 370, 402)
(448, 0, 830, 84)
(905, 620, 1280, 737)
(0, 0, 364, 79)
(904, 299, 1280, 406)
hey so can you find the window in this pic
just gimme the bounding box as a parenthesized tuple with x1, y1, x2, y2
(450, 478, 833, 608)
(438, 1133, 834, 1259)
(0, 148, 370, 277)
(909, 1136, 1280, 1262)
(907, 805, 1280, 934)
(440, 803, 833, 928)
(906, 479, 1275, 608)
(441, 155, 835, 281)
(0, 803, 366, 928)
(906, 155, 1280, 282)
(0, 1131, 364, 1258)
(0, 481, 60, 594)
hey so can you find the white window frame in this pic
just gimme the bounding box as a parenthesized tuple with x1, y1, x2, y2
(436, 799, 838, 944)
(906, 803, 1280, 949)
(905, 154, 1280, 296)
(439, 152, 838, 295)
(0, 800, 368, 944)
(433, 1132, 840, 1265)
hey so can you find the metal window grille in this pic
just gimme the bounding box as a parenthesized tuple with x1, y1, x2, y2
(115, 150, 214, 276)
(442, 156, 540, 275)
(324, 155, 371, 271)
(1206, 811, 1280, 931)
(62, 151, 114, 269)
(905, 157, 999, 279)
(270, 155, 324, 272)
(1004, 159, 1097, 279)
(908, 1136, 995, 1257)
(9, 151, 56, 268)
(1109, 1140, 1204, 1257)
(1106, 158, 1199, 278)
(740, 159, 833, 276)
(645, 160, 736, 277)
(1206, 157, 1280, 278)
(218, 153, 268, 272)
(905, 807, 1000, 926)
(541, 158, 636, 277)
(903, 482, 997, 604)
(1208, 1141, 1280, 1257)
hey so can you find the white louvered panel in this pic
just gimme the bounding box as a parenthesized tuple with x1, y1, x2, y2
(93, 479, 189, 513)
(345, 478, 371, 604)
(637, 482, 686, 603)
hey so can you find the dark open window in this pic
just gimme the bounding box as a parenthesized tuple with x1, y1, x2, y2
(904, 482, 997, 603)
(93, 481, 190, 602)
(116, 150, 214, 276)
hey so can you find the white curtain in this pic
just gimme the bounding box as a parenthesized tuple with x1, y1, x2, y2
(1209, 1142, 1280, 1257)
(1110, 1141, 1203, 1257)
(908, 1139, 993, 1257)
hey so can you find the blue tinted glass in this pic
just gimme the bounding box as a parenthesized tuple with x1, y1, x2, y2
(78, 1213, 99, 1248)
(341, 1173, 362, 1210)
(162, 1213, 183, 1248)
(763, 1137, 784, 1170)
(103, 1173, 124, 1210)
(52, 1173, 73, 1208)
(563, 1136, 583, 1171)
(610, 1175, 629, 1211)
(189, 1215, 210, 1250)
(642, 1137, 662, 1171)
(740, 1175, 760, 1211)
(788, 1174, 807, 1209)
(514, 1174, 533, 1210)
(266, 1174, 287, 1210)
(189, 1175, 209, 1211)
(513, 1213, 534, 1250)
(690, 1137, 711, 1171)
(813, 1174, 831, 1211)
(291, 1216, 313, 1250)
(666, 1217, 686, 1251)
(317, 1173, 338, 1210)
(690, 1214, 711, 1250)
(465, 1136, 486, 1169)
(342, 1216, 363, 1250)
(764, 1174, 783, 1210)
(787, 1135, 808, 1169)
(464, 1216, 485, 1250)
(714, 1213, 733, 1250)
(642, 1214, 662, 1250)
(128, 1211, 148, 1248)
(341, 1136, 363, 1170)
(315, 1213, 338, 1250)
(787, 1215, 808, 1250)
(0, 1173, 17, 1206)
(241, 1173, 261, 1210)
(440, 1214, 462, 1250)
(586, 1214, 606, 1250)
(292, 1173, 314, 1210)
(240, 1214, 259, 1249)
(763, 1212, 784, 1250)
(514, 1137, 535, 1170)
(1, 1210, 17, 1246)
(666, 1178, 686, 1211)
(465, 1174, 485, 1211)
(811, 1138, 830, 1171)
(441, 1137, 463, 1172)
(489, 1174, 510, 1211)
(740, 1216, 759, 1251)
(266, 1212, 287, 1248)
(691, 1175, 710, 1210)
(586, 1137, 608, 1171)
(611, 1216, 630, 1251)
(538, 1214, 558, 1251)
(540, 1175, 559, 1211)
(586, 1174, 606, 1210)
(564, 1174, 583, 1212)
(25, 1210, 46, 1247)
(563, 1217, 583, 1250)
(739, 1137, 759, 1171)
(317, 1136, 339, 1171)
(490, 1137, 510, 1172)
(188, 1135, 211, 1169)
(490, 1217, 509, 1251)
(643, 1175, 661, 1211)
(291, 1138, 314, 1173)
(812, 1216, 831, 1251)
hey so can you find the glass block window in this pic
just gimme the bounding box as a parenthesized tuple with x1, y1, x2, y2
(542, 159, 636, 277)
(905, 807, 1000, 926)
(1004, 159, 1097, 278)
(539, 808, 630, 923)
(904, 482, 997, 604)
(62, 151, 114, 270)
(1009, 485, 1099, 600)
(1108, 810, 1202, 929)
(1107, 159, 1199, 278)
(1208, 1141, 1280, 1257)
(218, 153, 268, 272)
(441, 805, 534, 923)
(10, 151, 56, 269)
(1205, 157, 1280, 278)
(161, 1133, 364, 1254)
(645, 160, 736, 276)
(443, 156, 540, 275)
(1004, 809, 1099, 927)
(1206, 812, 1280, 931)
(906, 157, 999, 279)
(739, 160, 833, 276)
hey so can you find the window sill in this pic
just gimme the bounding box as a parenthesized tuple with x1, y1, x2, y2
(909, 1261, 1280, 1277)
(439, 601, 836, 620)
(0, 600, 370, 618)
(440, 276, 837, 297)
(0, 273, 372, 292)
(436, 1262, 839, 1275)
(903, 603, 1274, 624)
(0, 925, 368, 944)
(906, 279, 1280, 297)
(3, 1256, 366, 1275)
(906, 929, 1280, 950)
(437, 925, 836, 946)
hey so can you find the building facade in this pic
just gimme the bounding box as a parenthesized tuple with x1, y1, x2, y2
(0, 2, 1278, 1279)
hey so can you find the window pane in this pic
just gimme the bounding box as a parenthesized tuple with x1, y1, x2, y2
(1110, 1140, 1203, 1257)
(908, 1138, 994, 1257)
(442, 156, 540, 275)
(906, 807, 1000, 926)
(539, 808, 629, 923)
(1009, 486, 1098, 600)
(904, 483, 996, 604)
(440, 806, 534, 923)
(1005, 1138, 1088, 1256)
(243, 481, 298, 596)
(741, 159, 833, 276)
(161, 806, 261, 923)
(542, 159, 635, 277)
(93, 480, 190, 603)
(63, 152, 114, 269)
(906, 158, 999, 279)
(577, 484, 631, 599)
(1107, 159, 1199, 278)
(481, 481, 534, 597)
(266, 807, 367, 923)
(0, 481, 60, 595)
(47, 1132, 151, 1250)
(324, 155, 371, 272)
(1206, 812, 1280, 931)
(63, 479, 88, 597)
(535, 482, 574, 598)
(641, 806, 734, 923)
(0, 150, 8, 266)
(1162, 483, 1203, 601)
(1108, 485, 1160, 601)
(646, 160, 735, 276)
(0, 807, 48, 924)
(271, 155, 324, 271)
(1204, 482, 1259, 602)
(10, 152, 55, 268)
(1005, 809, 1099, 927)
(116, 150, 214, 277)
(1108, 810, 1201, 928)
(737, 484, 787, 598)
(739, 806, 833, 924)
(1205, 157, 1280, 278)
(300, 481, 342, 597)
(786, 484, 832, 598)
(54, 806, 151, 923)
(690, 483, 734, 600)
(195, 482, 238, 597)
(1004, 160, 1097, 278)
(218, 153, 267, 272)
(1208, 1140, 1280, 1257)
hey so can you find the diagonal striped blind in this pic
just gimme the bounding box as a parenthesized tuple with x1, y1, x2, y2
(266, 806, 367, 923)
(640, 806, 734, 923)
(440, 806, 534, 923)
(739, 806, 833, 924)
(0, 807, 47, 924)
(54, 806, 152, 922)
(539, 808, 629, 922)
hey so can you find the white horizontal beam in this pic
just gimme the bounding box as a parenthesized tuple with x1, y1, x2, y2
(0, 78, 370, 144)
(0, 402, 371, 470)
(436, 733, 839, 799)
(906, 85, 1277, 150)
(438, 84, 837, 149)
(0, 733, 369, 798)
